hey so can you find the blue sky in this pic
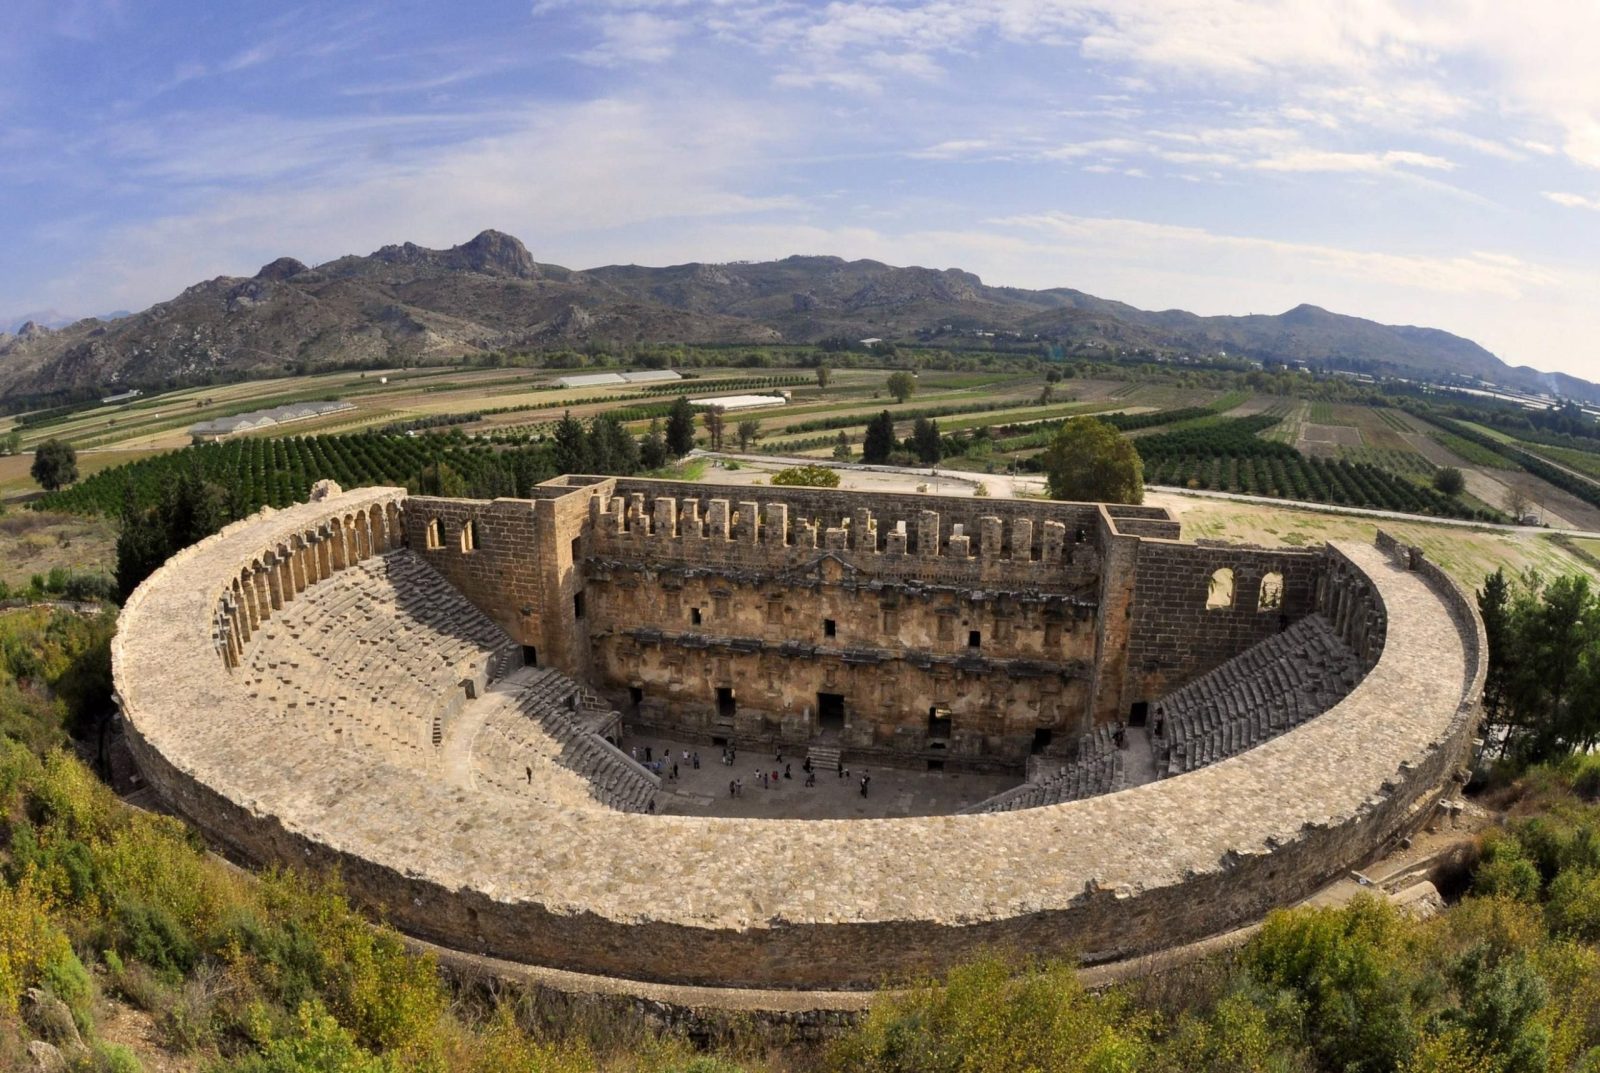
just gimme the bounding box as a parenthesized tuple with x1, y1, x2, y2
(7, 1, 1600, 380)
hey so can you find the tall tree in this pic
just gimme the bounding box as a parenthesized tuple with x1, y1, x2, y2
(702, 406, 727, 451)
(863, 411, 897, 464)
(552, 411, 591, 474)
(1039, 417, 1144, 504)
(589, 413, 640, 475)
(816, 364, 832, 390)
(910, 417, 942, 464)
(886, 371, 917, 404)
(31, 438, 78, 491)
(665, 396, 696, 457)
(640, 416, 669, 470)
(116, 463, 230, 600)
(1479, 568, 1512, 724)
(735, 418, 762, 452)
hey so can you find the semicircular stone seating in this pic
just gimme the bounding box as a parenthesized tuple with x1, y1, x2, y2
(962, 612, 1366, 813)
(240, 546, 659, 810)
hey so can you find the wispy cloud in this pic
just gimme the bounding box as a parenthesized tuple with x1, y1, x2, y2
(1544, 191, 1600, 212)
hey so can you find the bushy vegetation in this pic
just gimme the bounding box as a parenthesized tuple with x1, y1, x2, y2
(768, 465, 840, 487)
(1040, 417, 1145, 504)
(1479, 569, 1600, 765)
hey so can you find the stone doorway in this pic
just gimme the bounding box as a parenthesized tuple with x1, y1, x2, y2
(522, 645, 538, 667)
(1129, 700, 1149, 727)
(1031, 728, 1053, 755)
(716, 687, 737, 722)
(817, 692, 846, 733)
(927, 706, 952, 741)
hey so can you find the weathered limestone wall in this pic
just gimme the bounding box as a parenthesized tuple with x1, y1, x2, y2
(569, 479, 1108, 762)
(405, 496, 545, 651)
(1120, 540, 1324, 711)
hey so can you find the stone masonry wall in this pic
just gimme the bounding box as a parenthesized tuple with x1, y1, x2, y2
(405, 496, 548, 653)
(1121, 540, 1324, 711)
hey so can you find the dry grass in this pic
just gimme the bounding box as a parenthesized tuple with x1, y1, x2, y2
(0, 510, 117, 589)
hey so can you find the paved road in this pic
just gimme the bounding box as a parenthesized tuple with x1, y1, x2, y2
(693, 450, 1600, 539)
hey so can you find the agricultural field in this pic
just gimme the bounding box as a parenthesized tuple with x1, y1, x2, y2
(1154, 492, 1596, 590)
(16, 353, 1600, 540)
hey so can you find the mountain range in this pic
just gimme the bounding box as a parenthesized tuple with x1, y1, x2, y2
(2, 229, 1592, 404)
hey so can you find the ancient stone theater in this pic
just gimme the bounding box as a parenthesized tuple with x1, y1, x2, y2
(113, 475, 1483, 995)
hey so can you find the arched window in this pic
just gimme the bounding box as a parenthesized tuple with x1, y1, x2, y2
(1258, 571, 1284, 611)
(1206, 567, 1234, 610)
(460, 519, 478, 553)
(425, 518, 443, 550)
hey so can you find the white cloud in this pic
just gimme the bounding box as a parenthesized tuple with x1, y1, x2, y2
(1544, 191, 1600, 212)
(1252, 148, 1454, 173)
(576, 12, 685, 66)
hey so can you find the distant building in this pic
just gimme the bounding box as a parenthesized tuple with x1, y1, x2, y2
(101, 389, 143, 405)
(189, 400, 354, 440)
(689, 394, 787, 411)
(556, 369, 682, 389)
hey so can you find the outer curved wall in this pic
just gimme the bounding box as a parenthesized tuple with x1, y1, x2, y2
(114, 486, 1483, 991)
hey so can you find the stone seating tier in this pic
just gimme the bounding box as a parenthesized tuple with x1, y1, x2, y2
(1155, 613, 1363, 776)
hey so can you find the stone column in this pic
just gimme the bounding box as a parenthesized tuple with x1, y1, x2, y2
(252, 566, 272, 621)
(706, 500, 730, 540)
(265, 555, 285, 611)
(764, 503, 788, 546)
(653, 497, 678, 539)
(1041, 520, 1066, 564)
(289, 539, 307, 595)
(979, 516, 1003, 560)
(1011, 518, 1034, 562)
(736, 501, 759, 544)
(852, 508, 875, 552)
(917, 510, 940, 558)
(680, 499, 703, 540)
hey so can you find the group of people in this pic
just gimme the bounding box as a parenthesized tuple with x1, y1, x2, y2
(627, 737, 878, 803)
(724, 751, 872, 798)
(629, 744, 702, 782)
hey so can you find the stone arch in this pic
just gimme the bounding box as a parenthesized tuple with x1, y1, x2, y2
(1206, 567, 1235, 610)
(461, 518, 479, 553)
(330, 519, 350, 571)
(386, 502, 405, 548)
(311, 527, 332, 581)
(368, 504, 387, 553)
(426, 518, 443, 550)
(232, 577, 253, 640)
(353, 512, 371, 561)
(1258, 571, 1284, 611)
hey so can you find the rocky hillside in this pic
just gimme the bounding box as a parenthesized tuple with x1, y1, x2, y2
(1, 229, 1588, 402)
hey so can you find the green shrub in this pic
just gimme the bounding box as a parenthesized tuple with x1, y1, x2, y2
(1549, 869, 1600, 941)
(769, 464, 840, 488)
(1241, 897, 1424, 1073)
(1474, 833, 1543, 902)
(111, 899, 199, 977)
(827, 956, 1146, 1073)
(90, 1041, 145, 1073)
(41, 946, 93, 1030)
(219, 1002, 391, 1073)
